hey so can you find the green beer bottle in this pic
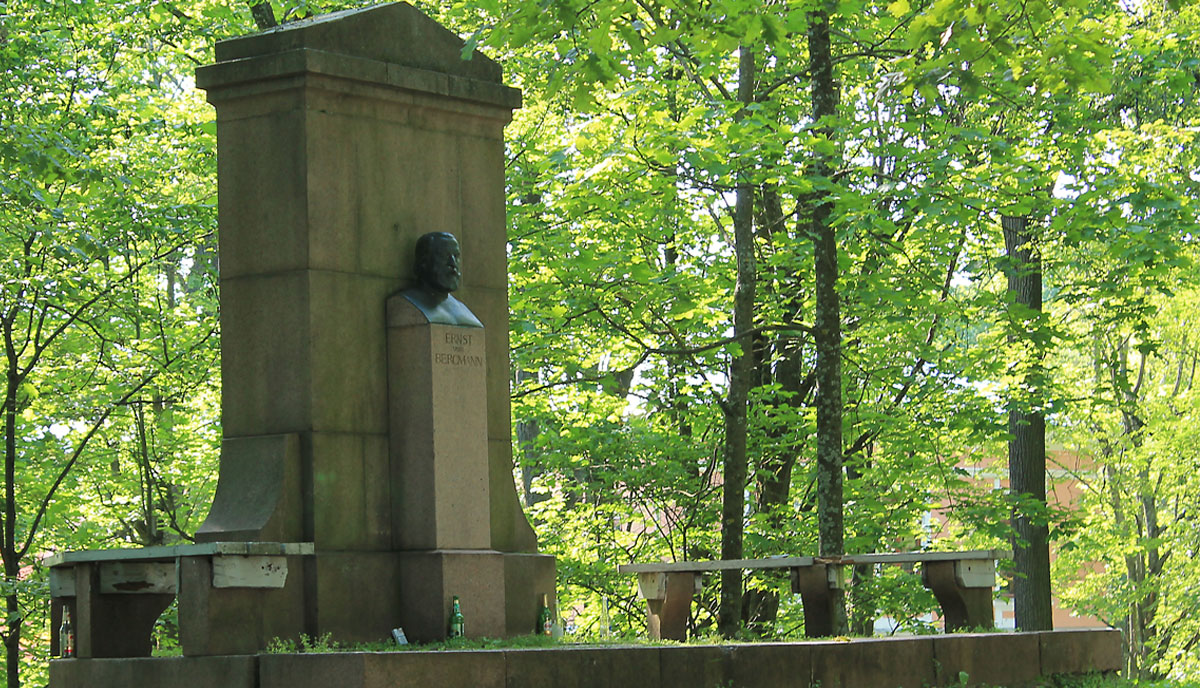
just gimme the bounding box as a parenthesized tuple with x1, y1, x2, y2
(538, 594, 552, 636)
(449, 595, 465, 638)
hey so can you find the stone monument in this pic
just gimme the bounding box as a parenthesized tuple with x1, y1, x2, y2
(183, 1, 553, 645)
(47, 10, 553, 659)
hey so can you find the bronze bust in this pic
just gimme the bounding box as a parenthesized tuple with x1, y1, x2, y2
(402, 232, 484, 328)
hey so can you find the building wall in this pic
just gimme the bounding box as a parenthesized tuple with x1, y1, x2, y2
(937, 447, 1107, 630)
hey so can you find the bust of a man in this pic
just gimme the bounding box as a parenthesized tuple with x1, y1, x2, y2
(401, 232, 484, 328)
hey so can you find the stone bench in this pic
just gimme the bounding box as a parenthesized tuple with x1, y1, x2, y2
(619, 549, 1008, 640)
(47, 541, 313, 658)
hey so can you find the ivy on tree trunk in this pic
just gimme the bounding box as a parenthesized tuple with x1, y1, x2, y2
(808, 0, 849, 637)
(1002, 214, 1053, 632)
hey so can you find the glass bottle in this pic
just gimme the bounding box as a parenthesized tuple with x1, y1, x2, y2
(60, 609, 75, 658)
(538, 594, 553, 636)
(448, 595, 465, 638)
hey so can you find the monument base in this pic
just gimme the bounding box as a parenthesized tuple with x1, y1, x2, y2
(502, 552, 557, 637)
(179, 553, 310, 657)
(397, 550, 506, 641)
(303, 550, 556, 645)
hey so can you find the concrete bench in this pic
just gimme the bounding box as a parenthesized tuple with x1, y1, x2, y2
(47, 541, 313, 658)
(619, 549, 1008, 640)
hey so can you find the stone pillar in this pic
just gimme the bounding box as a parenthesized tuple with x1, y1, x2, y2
(193, 2, 553, 642)
(387, 300, 490, 550)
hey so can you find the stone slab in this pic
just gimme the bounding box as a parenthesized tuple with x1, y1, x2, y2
(506, 646, 661, 688)
(729, 642, 813, 688)
(933, 632, 1041, 687)
(1039, 628, 1122, 676)
(260, 653, 367, 688)
(51, 655, 257, 688)
(178, 555, 309, 657)
(213, 108, 309, 280)
(503, 552, 557, 636)
(456, 135, 511, 291)
(610, 645, 662, 688)
(659, 645, 731, 688)
(506, 647, 613, 688)
(306, 110, 460, 280)
(306, 272, 393, 434)
(396, 549, 506, 642)
(309, 432, 391, 550)
(810, 636, 936, 688)
(311, 551, 406, 644)
(364, 651, 507, 688)
(218, 271, 313, 437)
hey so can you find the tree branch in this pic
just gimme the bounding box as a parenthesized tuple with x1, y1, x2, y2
(18, 325, 217, 560)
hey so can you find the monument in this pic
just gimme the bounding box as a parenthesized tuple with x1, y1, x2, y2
(46, 0, 555, 662)
(190, 0, 556, 644)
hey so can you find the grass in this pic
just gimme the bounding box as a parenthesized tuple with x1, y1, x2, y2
(266, 631, 565, 653)
(1000, 676, 1200, 688)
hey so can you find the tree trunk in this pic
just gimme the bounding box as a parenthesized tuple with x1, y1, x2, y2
(808, 0, 848, 637)
(248, 1, 277, 29)
(514, 369, 546, 508)
(717, 44, 757, 639)
(1002, 214, 1053, 631)
(4, 354, 21, 688)
(742, 185, 810, 635)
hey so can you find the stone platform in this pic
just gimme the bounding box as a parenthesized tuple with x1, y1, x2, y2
(51, 629, 1120, 688)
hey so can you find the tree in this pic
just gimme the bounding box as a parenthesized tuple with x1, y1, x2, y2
(807, 0, 849, 636)
(1000, 214, 1053, 630)
(717, 43, 757, 637)
(1046, 4, 1200, 671)
(481, 0, 1175, 641)
(0, 1, 236, 683)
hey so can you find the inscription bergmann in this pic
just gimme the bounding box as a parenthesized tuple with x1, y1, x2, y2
(435, 351, 484, 367)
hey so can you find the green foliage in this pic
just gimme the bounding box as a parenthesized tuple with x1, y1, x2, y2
(0, 0, 244, 684)
(492, 0, 1200, 667)
(265, 633, 339, 654)
(0, 0, 1197, 682)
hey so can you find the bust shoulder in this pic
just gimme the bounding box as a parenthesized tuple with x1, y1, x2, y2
(400, 288, 484, 328)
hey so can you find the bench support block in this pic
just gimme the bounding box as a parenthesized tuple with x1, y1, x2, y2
(791, 564, 843, 638)
(638, 572, 696, 641)
(72, 563, 175, 658)
(922, 560, 995, 631)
